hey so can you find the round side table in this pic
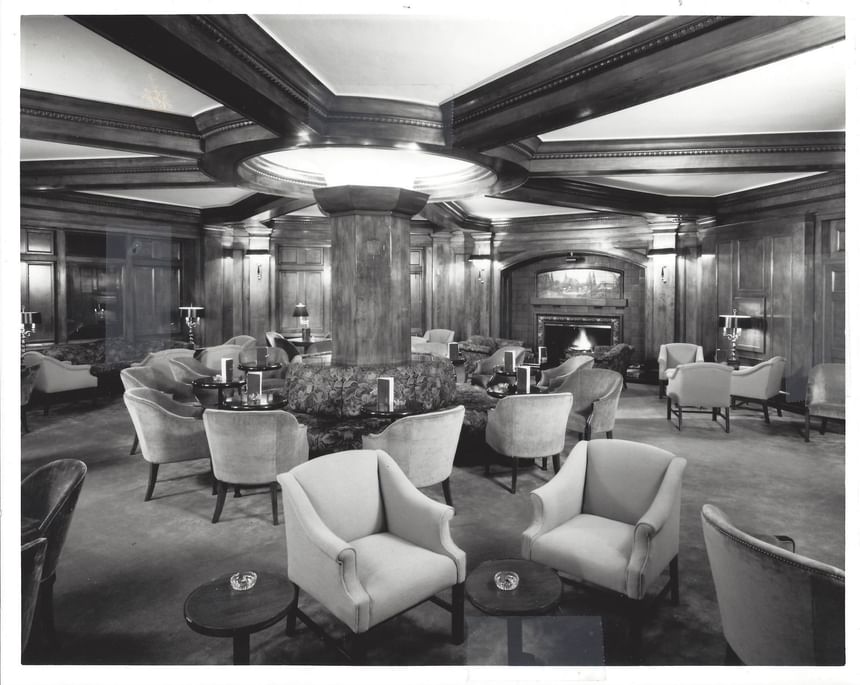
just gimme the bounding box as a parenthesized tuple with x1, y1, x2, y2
(184, 571, 294, 664)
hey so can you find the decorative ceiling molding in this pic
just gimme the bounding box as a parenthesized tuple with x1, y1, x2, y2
(21, 157, 215, 190)
(21, 89, 203, 158)
(714, 170, 845, 219)
(449, 15, 845, 150)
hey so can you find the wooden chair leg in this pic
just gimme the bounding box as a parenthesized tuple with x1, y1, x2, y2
(540, 457, 548, 470)
(820, 418, 828, 435)
(285, 584, 300, 635)
(22, 407, 29, 433)
(441, 478, 453, 507)
(552, 453, 561, 473)
(762, 401, 770, 424)
(451, 582, 465, 644)
(129, 432, 139, 455)
(666, 397, 672, 421)
(212, 481, 227, 523)
(725, 406, 730, 433)
(669, 556, 679, 605)
(511, 457, 518, 494)
(144, 463, 159, 501)
(606, 430, 613, 439)
(270, 483, 279, 525)
(805, 411, 811, 442)
(659, 381, 665, 399)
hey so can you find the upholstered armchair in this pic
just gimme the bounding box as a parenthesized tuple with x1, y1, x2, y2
(123, 387, 209, 501)
(203, 409, 309, 525)
(265, 331, 303, 361)
(168, 356, 217, 383)
(278, 449, 466, 660)
(594, 343, 635, 389)
(665, 362, 732, 432)
(522, 439, 686, 644)
(362, 405, 465, 506)
(21, 537, 47, 653)
(730, 356, 786, 422)
(556, 367, 623, 440)
(536, 354, 595, 391)
(21, 350, 99, 402)
(134, 348, 194, 378)
(657, 343, 704, 398)
(470, 345, 528, 387)
(224, 334, 257, 348)
(424, 329, 455, 344)
(121, 366, 197, 455)
(805, 363, 845, 442)
(485, 393, 573, 493)
(701, 504, 844, 665)
(196, 343, 246, 370)
(21, 459, 88, 648)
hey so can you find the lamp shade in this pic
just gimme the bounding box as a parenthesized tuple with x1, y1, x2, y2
(719, 313, 751, 329)
(179, 305, 204, 318)
(292, 303, 309, 318)
(21, 311, 42, 325)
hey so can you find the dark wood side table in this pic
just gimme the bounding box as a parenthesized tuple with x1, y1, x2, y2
(191, 376, 244, 408)
(359, 400, 426, 421)
(184, 571, 295, 665)
(465, 558, 563, 666)
(220, 392, 288, 411)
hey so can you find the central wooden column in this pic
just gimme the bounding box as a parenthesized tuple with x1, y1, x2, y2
(314, 185, 429, 366)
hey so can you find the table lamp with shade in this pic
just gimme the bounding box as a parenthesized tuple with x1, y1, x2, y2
(178, 305, 204, 347)
(21, 309, 42, 351)
(293, 303, 310, 341)
(719, 308, 751, 366)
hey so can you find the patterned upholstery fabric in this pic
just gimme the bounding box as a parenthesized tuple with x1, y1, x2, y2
(41, 338, 190, 366)
(593, 343, 635, 378)
(459, 335, 526, 377)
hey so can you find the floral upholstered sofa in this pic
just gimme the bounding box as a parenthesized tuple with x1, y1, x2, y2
(280, 354, 459, 457)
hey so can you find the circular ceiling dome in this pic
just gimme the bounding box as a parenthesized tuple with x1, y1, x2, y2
(237, 146, 501, 201)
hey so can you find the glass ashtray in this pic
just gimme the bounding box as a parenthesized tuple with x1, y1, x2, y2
(494, 570, 520, 591)
(229, 570, 258, 591)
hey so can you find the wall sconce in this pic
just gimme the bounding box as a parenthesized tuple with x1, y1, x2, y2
(21, 308, 42, 352)
(468, 254, 492, 285)
(293, 303, 311, 341)
(660, 266, 668, 284)
(93, 302, 107, 320)
(178, 304, 204, 347)
(246, 248, 269, 281)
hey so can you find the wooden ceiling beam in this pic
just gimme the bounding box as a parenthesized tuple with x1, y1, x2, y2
(71, 15, 332, 138)
(21, 89, 202, 158)
(21, 157, 216, 190)
(201, 194, 314, 224)
(529, 132, 846, 177)
(450, 15, 845, 150)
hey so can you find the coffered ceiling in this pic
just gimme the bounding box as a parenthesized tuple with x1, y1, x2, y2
(18, 11, 846, 226)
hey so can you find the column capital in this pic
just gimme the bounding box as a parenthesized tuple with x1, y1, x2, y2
(314, 185, 428, 218)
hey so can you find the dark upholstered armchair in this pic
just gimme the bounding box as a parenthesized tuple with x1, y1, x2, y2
(701, 504, 844, 665)
(593, 343, 634, 389)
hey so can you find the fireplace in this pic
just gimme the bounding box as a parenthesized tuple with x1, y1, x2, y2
(536, 314, 621, 365)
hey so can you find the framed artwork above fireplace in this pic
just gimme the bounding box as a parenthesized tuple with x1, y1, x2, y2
(536, 267, 623, 300)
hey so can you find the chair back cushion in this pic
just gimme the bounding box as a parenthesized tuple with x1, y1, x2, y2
(287, 450, 385, 541)
(424, 329, 455, 344)
(203, 410, 308, 484)
(662, 343, 702, 368)
(223, 335, 257, 348)
(582, 439, 675, 525)
(701, 504, 844, 665)
(362, 405, 465, 487)
(667, 362, 732, 407)
(168, 356, 217, 383)
(807, 363, 845, 417)
(559, 367, 623, 413)
(123, 388, 208, 465)
(20, 459, 87, 579)
(196, 344, 245, 369)
(486, 393, 572, 458)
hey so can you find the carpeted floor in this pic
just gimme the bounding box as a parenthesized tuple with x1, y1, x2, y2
(19, 381, 845, 669)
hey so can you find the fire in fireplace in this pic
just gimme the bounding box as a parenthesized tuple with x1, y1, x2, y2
(536, 314, 621, 365)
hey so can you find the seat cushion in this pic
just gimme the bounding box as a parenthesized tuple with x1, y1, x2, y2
(808, 401, 845, 420)
(350, 532, 458, 629)
(530, 514, 633, 595)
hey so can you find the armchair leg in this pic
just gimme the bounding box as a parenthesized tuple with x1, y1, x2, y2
(725, 406, 730, 433)
(285, 584, 300, 636)
(552, 453, 561, 473)
(820, 418, 828, 435)
(805, 411, 811, 442)
(511, 458, 519, 494)
(212, 481, 227, 523)
(659, 381, 665, 399)
(349, 632, 367, 665)
(762, 401, 770, 424)
(270, 483, 279, 525)
(144, 463, 159, 502)
(606, 430, 613, 439)
(451, 582, 465, 644)
(666, 397, 672, 421)
(669, 556, 679, 605)
(129, 432, 139, 455)
(22, 407, 29, 433)
(441, 478, 453, 507)
(540, 457, 548, 471)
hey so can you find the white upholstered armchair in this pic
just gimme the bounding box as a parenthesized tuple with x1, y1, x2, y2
(278, 449, 466, 661)
(730, 356, 786, 422)
(657, 343, 704, 398)
(522, 439, 686, 638)
(362, 405, 465, 506)
(21, 351, 98, 396)
(535, 354, 594, 391)
(665, 362, 733, 432)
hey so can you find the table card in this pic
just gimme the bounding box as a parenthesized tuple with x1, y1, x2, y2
(378, 376, 394, 412)
(448, 342, 459, 359)
(538, 346, 548, 364)
(504, 350, 516, 373)
(517, 365, 531, 394)
(221, 358, 233, 382)
(246, 371, 262, 398)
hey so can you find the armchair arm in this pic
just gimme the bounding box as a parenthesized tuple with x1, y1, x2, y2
(522, 442, 587, 558)
(730, 364, 771, 398)
(537, 365, 569, 390)
(589, 386, 620, 431)
(378, 454, 466, 581)
(657, 347, 668, 376)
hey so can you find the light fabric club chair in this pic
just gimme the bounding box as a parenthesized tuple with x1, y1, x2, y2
(123, 387, 210, 501)
(21, 459, 87, 648)
(120, 366, 197, 455)
(134, 347, 194, 378)
(730, 356, 786, 423)
(168, 356, 217, 383)
(522, 439, 686, 648)
(804, 363, 845, 442)
(21, 350, 99, 412)
(665, 362, 733, 432)
(536, 354, 595, 392)
(203, 409, 309, 525)
(362, 405, 465, 506)
(555, 367, 623, 440)
(485, 393, 573, 493)
(657, 343, 704, 398)
(21, 537, 47, 654)
(278, 449, 466, 662)
(470, 345, 528, 388)
(196, 343, 246, 370)
(701, 504, 844, 665)
(224, 334, 257, 348)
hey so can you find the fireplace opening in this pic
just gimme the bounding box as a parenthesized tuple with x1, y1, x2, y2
(536, 314, 621, 366)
